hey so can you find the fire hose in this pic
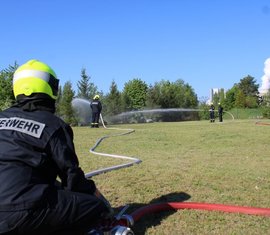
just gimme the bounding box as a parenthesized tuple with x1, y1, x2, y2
(85, 114, 270, 235)
(85, 114, 142, 178)
(129, 202, 270, 221)
(89, 202, 270, 234)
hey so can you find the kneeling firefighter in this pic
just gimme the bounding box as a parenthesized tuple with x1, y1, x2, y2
(0, 60, 113, 235)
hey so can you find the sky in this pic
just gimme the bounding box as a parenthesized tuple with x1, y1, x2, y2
(1, 0, 270, 100)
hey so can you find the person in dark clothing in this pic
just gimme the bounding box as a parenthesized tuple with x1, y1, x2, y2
(209, 103, 215, 122)
(0, 60, 112, 235)
(218, 103, 224, 122)
(90, 95, 102, 128)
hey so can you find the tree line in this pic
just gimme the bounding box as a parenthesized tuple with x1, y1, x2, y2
(1, 62, 269, 125)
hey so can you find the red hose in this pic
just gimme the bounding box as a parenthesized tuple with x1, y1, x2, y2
(130, 202, 270, 223)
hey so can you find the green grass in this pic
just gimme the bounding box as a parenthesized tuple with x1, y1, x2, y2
(73, 120, 270, 235)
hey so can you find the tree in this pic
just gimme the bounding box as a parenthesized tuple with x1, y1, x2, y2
(58, 81, 76, 125)
(145, 84, 160, 108)
(0, 62, 18, 110)
(238, 75, 259, 108)
(238, 75, 259, 97)
(235, 89, 245, 108)
(103, 80, 122, 116)
(77, 68, 97, 100)
(198, 100, 211, 120)
(223, 76, 260, 110)
(55, 85, 62, 116)
(224, 85, 238, 110)
(181, 83, 198, 108)
(245, 96, 258, 108)
(122, 78, 148, 110)
(155, 80, 173, 108)
(147, 79, 198, 108)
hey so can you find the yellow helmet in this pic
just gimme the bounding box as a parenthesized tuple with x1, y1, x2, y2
(13, 59, 59, 100)
(93, 94, 100, 100)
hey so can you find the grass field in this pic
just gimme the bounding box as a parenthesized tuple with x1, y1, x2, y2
(72, 119, 270, 235)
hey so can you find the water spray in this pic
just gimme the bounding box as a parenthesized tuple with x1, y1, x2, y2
(107, 108, 235, 124)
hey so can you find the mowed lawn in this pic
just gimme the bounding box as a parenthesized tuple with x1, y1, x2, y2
(72, 120, 270, 235)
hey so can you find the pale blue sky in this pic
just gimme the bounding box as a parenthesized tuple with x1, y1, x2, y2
(1, 0, 270, 99)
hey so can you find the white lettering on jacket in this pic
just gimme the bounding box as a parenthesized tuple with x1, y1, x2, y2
(0, 117, 45, 138)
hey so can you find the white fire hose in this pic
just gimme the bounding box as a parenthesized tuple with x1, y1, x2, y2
(85, 114, 142, 179)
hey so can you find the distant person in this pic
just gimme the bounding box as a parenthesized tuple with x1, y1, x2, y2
(209, 103, 215, 122)
(218, 103, 224, 122)
(0, 60, 112, 235)
(90, 94, 102, 128)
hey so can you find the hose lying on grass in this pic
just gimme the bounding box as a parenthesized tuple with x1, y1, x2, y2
(128, 202, 270, 224)
(85, 114, 142, 178)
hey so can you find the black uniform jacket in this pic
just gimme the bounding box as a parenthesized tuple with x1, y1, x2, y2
(90, 100, 102, 113)
(0, 106, 96, 211)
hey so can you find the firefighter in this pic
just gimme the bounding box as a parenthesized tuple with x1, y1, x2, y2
(0, 60, 112, 235)
(218, 102, 224, 122)
(90, 95, 102, 128)
(209, 103, 215, 122)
